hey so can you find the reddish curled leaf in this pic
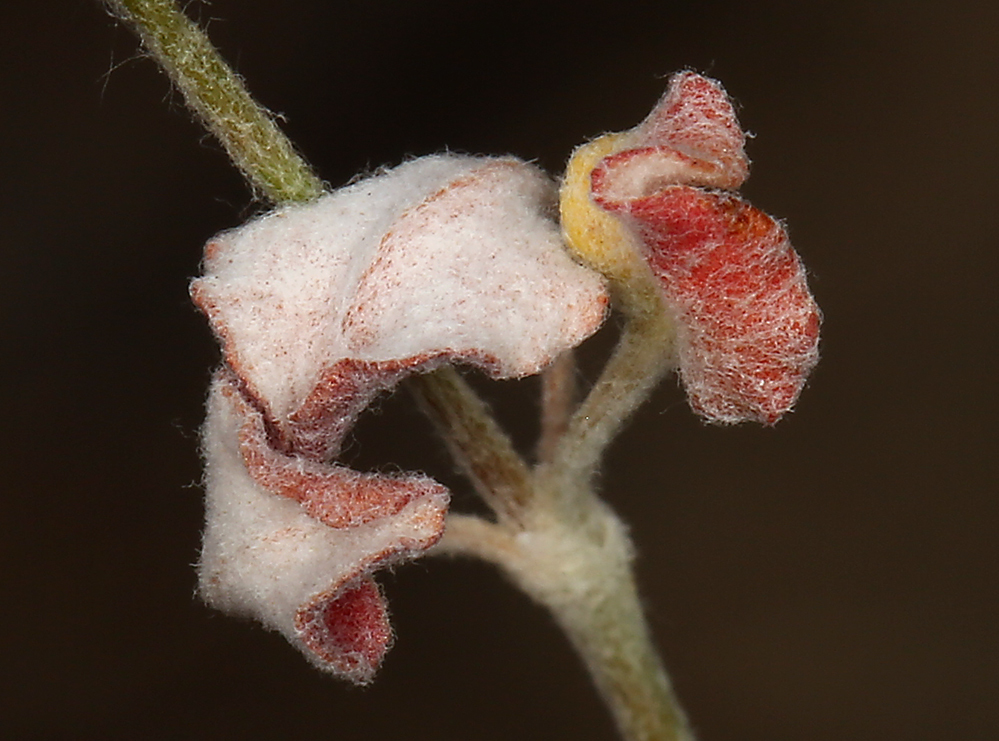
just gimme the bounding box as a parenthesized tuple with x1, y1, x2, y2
(580, 71, 820, 424)
(194, 154, 608, 680)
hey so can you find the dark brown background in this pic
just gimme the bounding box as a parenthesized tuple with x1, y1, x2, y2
(3, 1, 996, 739)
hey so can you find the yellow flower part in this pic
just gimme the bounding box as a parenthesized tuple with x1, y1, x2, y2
(560, 133, 631, 277)
(560, 133, 666, 319)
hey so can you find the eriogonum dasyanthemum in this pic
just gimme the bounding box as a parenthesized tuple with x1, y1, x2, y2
(561, 71, 821, 424)
(192, 154, 608, 683)
(106, 1, 823, 734)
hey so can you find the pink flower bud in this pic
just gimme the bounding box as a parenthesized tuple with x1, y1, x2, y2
(569, 72, 821, 424)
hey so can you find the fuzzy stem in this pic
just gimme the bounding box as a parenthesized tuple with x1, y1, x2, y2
(543, 508, 694, 741)
(556, 538, 694, 741)
(411, 367, 532, 528)
(105, 0, 323, 204)
(545, 293, 675, 497)
(434, 513, 519, 561)
(438, 500, 694, 741)
(537, 350, 578, 464)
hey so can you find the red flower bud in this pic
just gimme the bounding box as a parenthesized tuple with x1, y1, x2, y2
(563, 72, 820, 424)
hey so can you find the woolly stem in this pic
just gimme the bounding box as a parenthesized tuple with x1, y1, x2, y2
(544, 292, 676, 497)
(424, 339, 691, 741)
(438, 498, 693, 741)
(434, 513, 519, 561)
(537, 350, 578, 464)
(105, 0, 323, 204)
(553, 531, 694, 741)
(536, 505, 693, 741)
(411, 367, 532, 528)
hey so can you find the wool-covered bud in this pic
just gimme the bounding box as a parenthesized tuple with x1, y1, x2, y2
(561, 71, 820, 424)
(193, 154, 608, 682)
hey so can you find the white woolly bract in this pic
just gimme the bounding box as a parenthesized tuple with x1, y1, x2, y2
(192, 154, 608, 681)
(198, 376, 447, 682)
(192, 154, 608, 424)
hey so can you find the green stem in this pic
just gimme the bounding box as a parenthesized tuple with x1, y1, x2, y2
(411, 367, 532, 528)
(439, 498, 694, 741)
(545, 294, 676, 500)
(105, 0, 323, 204)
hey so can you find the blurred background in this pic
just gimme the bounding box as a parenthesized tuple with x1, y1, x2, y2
(3, 1, 996, 739)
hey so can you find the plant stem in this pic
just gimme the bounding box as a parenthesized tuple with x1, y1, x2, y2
(537, 350, 578, 464)
(543, 513, 694, 741)
(438, 497, 694, 741)
(560, 556, 694, 741)
(411, 367, 532, 528)
(544, 297, 675, 500)
(105, 0, 323, 204)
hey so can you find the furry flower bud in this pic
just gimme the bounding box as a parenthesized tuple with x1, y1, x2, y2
(561, 72, 820, 424)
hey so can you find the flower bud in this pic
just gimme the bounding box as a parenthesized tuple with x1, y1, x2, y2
(561, 72, 820, 424)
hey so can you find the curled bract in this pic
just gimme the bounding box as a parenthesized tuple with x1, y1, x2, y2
(193, 154, 608, 682)
(561, 71, 821, 424)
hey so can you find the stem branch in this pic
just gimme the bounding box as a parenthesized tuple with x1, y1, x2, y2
(537, 350, 578, 464)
